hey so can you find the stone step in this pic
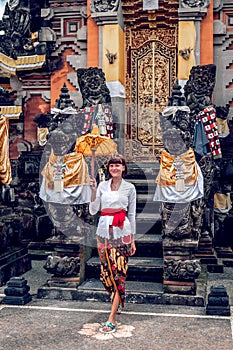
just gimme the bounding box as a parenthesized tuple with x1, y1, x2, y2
(215, 246, 233, 259)
(135, 234, 163, 257)
(128, 179, 156, 194)
(127, 161, 160, 171)
(28, 249, 53, 260)
(136, 194, 160, 214)
(137, 193, 156, 202)
(126, 163, 159, 180)
(129, 179, 156, 185)
(76, 279, 205, 306)
(136, 212, 161, 220)
(136, 212, 162, 234)
(222, 258, 233, 267)
(85, 256, 163, 283)
(28, 242, 55, 260)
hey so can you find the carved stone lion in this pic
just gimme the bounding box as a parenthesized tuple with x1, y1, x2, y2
(44, 255, 80, 277)
(164, 259, 201, 280)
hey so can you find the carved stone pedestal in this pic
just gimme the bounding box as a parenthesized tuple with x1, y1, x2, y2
(206, 285, 230, 316)
(0, 247, 32, 287)
(37, 236, 93, 300)
(163, 239, 201, 295)
(47, 276, 80, 288)
(196, 230, 218, 264)
(2, 277, 32, 305)
(163, 280, 196, 295)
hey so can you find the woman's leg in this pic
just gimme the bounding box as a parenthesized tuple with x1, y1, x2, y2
(107, 292, 120, 325)
(98, 238, 128, 331)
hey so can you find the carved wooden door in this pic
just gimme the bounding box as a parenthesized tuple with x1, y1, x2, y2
(124, 29, 177, 162)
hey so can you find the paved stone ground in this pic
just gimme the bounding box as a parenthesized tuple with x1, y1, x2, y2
(0, 260, 233, 350)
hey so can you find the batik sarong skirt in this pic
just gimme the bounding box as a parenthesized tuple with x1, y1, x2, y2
(97, 235, 131, 307)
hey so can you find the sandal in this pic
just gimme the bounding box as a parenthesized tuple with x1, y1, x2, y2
(117, 305, 122, 315)
(99, 321, 116, 334)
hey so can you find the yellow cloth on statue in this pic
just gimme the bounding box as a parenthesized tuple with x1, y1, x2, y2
(41, 151, 89, 190)
(216, 118, 229, 137)
(156, 148, 198, 187)
(0, 116, 12, 184)
(37, 127, 49, 146)
(214, 193, 232, 212)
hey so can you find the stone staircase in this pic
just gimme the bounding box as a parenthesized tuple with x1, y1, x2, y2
(76, 162, 206, 306)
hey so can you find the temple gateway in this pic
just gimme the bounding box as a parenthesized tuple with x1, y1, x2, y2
(0, 0, 233, 305)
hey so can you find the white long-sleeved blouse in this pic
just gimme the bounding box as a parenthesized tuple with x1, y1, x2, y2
(89, 178, 136, 239)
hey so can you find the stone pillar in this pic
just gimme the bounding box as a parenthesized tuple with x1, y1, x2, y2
(178, 0, 209, 88)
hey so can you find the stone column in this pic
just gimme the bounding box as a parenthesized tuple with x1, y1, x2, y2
(178, 0, 209, 89)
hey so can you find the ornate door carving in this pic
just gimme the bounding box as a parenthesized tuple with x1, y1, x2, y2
(124, 29, 177, 162)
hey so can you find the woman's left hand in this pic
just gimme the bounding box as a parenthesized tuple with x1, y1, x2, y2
(130, 241, 136, 256)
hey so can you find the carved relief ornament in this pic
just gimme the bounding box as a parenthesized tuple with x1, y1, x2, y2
(90, 0, 120, 12)
(180, 0, 210, 8)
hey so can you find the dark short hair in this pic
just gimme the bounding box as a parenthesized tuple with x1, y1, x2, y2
(106, 154, 127, 178)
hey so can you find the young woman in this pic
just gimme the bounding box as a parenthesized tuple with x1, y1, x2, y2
(89, 155, 136, 333)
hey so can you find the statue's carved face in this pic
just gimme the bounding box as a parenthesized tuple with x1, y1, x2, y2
(174, 110, 189, 131)
(84, 73, 103, 97)
(77, 67, 111, 107)
(163, 128, 187, 155)
(190, 65, 216, 96)
(51, 130, 70, 156)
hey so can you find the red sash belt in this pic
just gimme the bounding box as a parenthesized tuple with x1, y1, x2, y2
(101, 208, 126, 229)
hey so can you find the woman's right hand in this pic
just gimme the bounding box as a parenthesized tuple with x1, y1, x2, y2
(89, 177, 97, 192)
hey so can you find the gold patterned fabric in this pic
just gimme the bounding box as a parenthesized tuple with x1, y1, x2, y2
(156, 148, 198, 187)
(0, 116, 12, 184)
(41, 151, 89, 190)
(97, 236, 130, 308)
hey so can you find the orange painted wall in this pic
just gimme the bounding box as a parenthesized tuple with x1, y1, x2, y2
(50, 49, 78, 108)
(87, 0, 99, 67)
(200, 0, 213, 64)
(24, 95, 50, 147)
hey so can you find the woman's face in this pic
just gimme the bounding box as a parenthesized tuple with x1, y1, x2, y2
(109, 163, 125, 178)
